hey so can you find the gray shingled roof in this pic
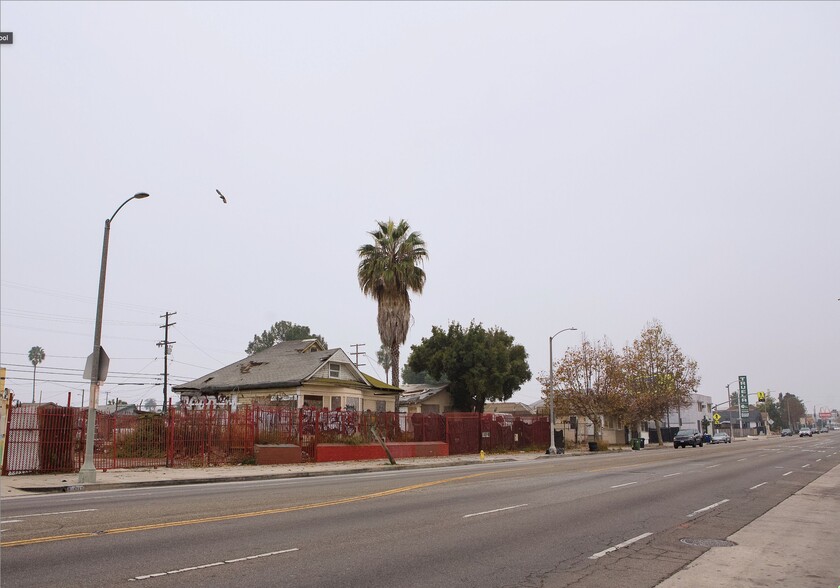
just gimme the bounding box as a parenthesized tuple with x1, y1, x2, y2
(173, 339, 346, 395)
(399, 383, 449, 405)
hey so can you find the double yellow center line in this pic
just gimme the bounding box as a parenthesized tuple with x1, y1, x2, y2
(2, 471, 489, 548)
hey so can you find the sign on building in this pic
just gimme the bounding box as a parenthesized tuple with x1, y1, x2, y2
(738, 376, 749, 419)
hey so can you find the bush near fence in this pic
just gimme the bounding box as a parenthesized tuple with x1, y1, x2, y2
(2, 403, 549, 475)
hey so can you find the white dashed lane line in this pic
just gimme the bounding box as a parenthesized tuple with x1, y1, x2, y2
(663, 473, 682, 478)
(589, 533, 653, 560)
(687, 499, 729, 518)
(802, 464, 811, 468)
(749, 482, 767, 490)
(463, 504, 528, 519)
(783, 471, 793, 476)
(611, 482, 638, 489)
(128, 548, 299, 582)
(706, 464, 720, 469)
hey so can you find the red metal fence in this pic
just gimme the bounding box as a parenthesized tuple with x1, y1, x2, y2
(1, 403, 548, 475)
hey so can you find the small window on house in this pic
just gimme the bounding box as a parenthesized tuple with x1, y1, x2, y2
(376, 400, 386, 412)
(331, 396, 342, 410)
(345, 397, 360, 411)
(329, 362, 340, 378)
(421, 404, 440, 414)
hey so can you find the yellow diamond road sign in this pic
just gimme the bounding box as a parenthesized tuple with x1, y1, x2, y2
(713, 412, 721, 424)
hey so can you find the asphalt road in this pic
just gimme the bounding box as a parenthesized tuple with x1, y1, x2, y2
(2, 435, 838, 588)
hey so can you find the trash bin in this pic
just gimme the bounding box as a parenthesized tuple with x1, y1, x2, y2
(639, 438, 645, 448)
(588, 441, 599, 452)
(631, 439, 640, 450)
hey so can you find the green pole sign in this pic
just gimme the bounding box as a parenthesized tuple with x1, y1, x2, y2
(739, 375, 750, 419)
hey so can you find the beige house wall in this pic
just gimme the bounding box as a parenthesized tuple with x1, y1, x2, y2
(403, 389, 454, 414)
(190, 383, 396, 412)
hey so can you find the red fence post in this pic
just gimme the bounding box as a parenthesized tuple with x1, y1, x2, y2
(2, 393, 14, 476)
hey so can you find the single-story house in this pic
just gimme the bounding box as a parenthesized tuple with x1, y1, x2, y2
(399, 384, 452, 414)
(484, 402, 535, 416)
(173, 339, 401, 411)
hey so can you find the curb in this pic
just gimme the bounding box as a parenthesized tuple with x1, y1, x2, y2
(13, 458, 517, 494)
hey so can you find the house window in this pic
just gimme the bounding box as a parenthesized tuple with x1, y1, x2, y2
(376, 400, 387, 412)
(331, 396, 342, 410)
(329, 362, 340, 379)
(421, 404, 440, 414)
(345, 397, 359, 411)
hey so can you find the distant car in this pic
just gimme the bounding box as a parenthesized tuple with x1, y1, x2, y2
(674, 428, 704, 448)
(711, 432, 731, 444)
(781, 429, 793, 437)
(819, 427, 829, 433)
(799, 428, 812, 437)
(812, 427, 820, 434)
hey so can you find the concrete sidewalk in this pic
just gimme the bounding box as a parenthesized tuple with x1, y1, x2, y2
(0, 454, 516, 497)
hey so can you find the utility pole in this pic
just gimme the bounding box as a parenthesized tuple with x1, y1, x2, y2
(157, 311, 177, 411)
(350, 343, 366, 367)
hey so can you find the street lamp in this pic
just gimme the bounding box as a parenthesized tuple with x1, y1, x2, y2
(548, 327, 577, 454)
(725, 380, 738, 439)
(78, 192, 149, 484)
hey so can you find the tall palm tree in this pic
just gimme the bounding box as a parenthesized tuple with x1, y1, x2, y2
(376, 344, 393, 385)
(28, 346, 45, 403)
(358, 219, 427, 406)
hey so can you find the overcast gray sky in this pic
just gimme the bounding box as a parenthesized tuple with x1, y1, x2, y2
(1, 2, 838, 416)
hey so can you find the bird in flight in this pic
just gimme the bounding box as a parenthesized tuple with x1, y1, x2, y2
(216, 189, 227, 204)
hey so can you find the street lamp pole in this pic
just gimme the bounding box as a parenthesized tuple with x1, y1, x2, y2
(548, 327, 577, 454)
(726, 380, 738, 440)
(78, 193, 149, 484)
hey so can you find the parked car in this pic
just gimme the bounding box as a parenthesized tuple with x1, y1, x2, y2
(812, 427, 820, 434)
(711, 432, 731, 444)
(799, 428, 812, 437)
(819, 427, 829, 433)
(781, 428, 793, 437)
(674, 428, 704, 448)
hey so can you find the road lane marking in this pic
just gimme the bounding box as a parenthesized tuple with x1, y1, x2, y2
(663, 473, 682, 478)
(463, 504, 528, 518)
(802, 464, 810, 468)
(610, 482, 638, 489)
(128, 548, 298, 581)
(737, 458, 747, 462)
(749, 482, 767, 490)
(706, 464, 720, 469)
(783, 471, 793, 476)
(0, 520, 22, 525)
(687, 499, 729, 518)
(10, 509, 98, 519)
(1, 471, 490, 548)
(589, 532, 653, 559)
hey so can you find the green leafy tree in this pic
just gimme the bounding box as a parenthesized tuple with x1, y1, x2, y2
(622, 320, 701, 446)
(28, 346, 45, 403)
(376, 344, 393, 385)
(401, 366, 446, 386)
(246, 321, 327, 355)
(407, 321, 531, 412)
(778, 392, 807, 429)
(761, 396, 782, 432)
(357, 219, 428, 405)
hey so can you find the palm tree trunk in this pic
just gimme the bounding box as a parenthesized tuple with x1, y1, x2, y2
(390, 342, 400, 416)
(32, 365, 37, 403)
